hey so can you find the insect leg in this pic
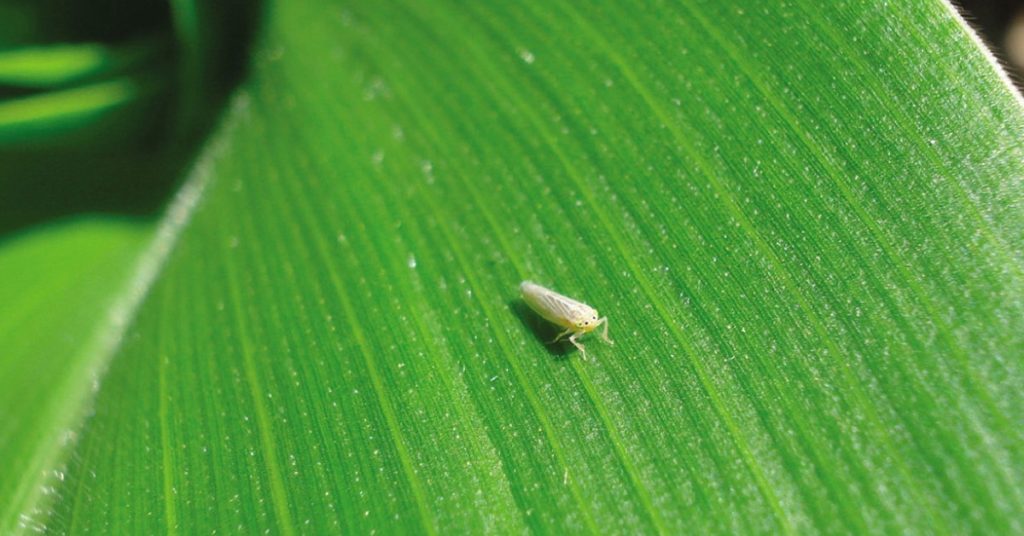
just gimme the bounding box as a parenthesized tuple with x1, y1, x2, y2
(597, 317, 614, 345)
(549, 327, 573, 344)
(569, 332, 587, 360)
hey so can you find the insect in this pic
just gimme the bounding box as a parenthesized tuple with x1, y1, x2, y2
(520, 281, 614, 359)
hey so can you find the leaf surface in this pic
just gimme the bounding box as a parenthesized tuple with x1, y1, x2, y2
(4, 0, 1023, 533)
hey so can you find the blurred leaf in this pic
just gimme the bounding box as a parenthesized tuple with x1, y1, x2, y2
(0, 219, 149, 534)
(0, 74, 163, 144)
(0, 1, 255, 241)
(3, 0, 1024, 534)
(0, 41, 161, 89)
(167, 0, 262, 137)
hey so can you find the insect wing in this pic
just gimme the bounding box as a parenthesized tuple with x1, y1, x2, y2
(521, 284, 583, 326)
(536, 290, 585, 322)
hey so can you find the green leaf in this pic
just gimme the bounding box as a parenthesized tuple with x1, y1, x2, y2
(0, 219, 149, 534)
(5, 0, 1024, 533)
(0, 41, 160, 88)
(0, 74, 162, 144)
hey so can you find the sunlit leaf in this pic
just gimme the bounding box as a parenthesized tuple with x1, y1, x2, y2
(3, 0, 1022, 533)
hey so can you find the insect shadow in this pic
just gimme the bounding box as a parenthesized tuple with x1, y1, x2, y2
(508, 299, 575, 359)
